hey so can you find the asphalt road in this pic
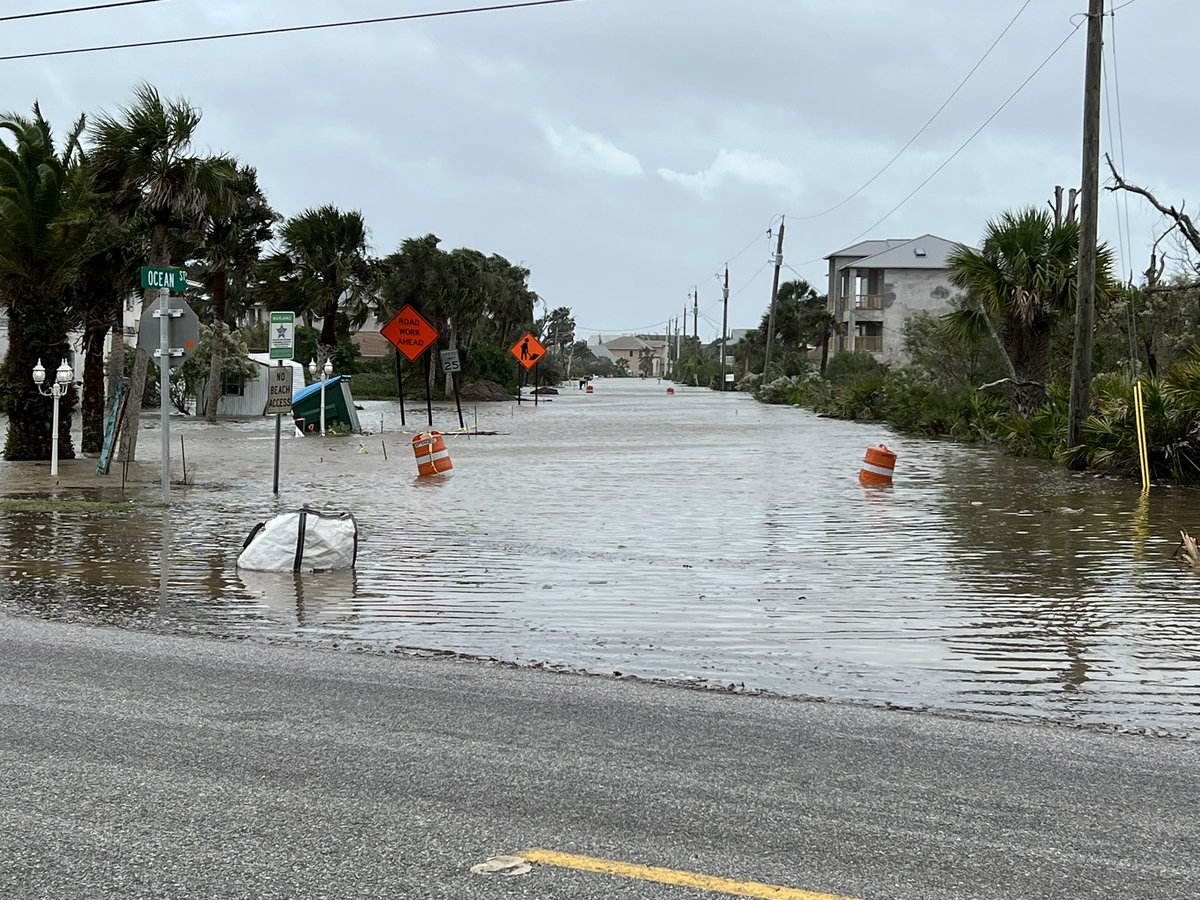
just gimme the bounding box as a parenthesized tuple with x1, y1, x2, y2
(2, 615, 1197, 900)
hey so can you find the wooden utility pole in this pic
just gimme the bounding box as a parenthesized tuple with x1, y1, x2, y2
(692, 288, 699, 340)
(763, 216, 785, 378)
(720, 265, 730, 391)
(1068, 0, 1104, 456)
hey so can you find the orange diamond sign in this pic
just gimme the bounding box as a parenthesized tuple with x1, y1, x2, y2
(381, 304, 439, 361)
(510, 332, 546, 370)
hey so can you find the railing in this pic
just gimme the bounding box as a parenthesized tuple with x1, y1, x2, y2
(853, 293, 884, 310)
(855, 335, 884, 352)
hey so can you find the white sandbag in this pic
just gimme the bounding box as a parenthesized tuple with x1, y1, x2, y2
(237, 507, 358, 573)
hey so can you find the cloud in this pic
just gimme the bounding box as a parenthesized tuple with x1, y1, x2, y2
(541, 122, 643, 177)
(658, 149, 799, 198)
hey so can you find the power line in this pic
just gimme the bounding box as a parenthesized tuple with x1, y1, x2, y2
(787, 0, 1034, 223)
(0, 0, 166, 22)
(0, 0, 581, 62)
(793, 16, 1086, 267)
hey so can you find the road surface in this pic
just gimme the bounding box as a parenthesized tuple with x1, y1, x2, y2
(1, 615, 1196, 899)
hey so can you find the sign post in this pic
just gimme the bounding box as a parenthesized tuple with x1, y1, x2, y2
(440, 349, 464, 429)
(510, 332, 546, 408)
(381, 305, 439, 428)
(266, 312, 295, 494)
(139, 266, 191, 504)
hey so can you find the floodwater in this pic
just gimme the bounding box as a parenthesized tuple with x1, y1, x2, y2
(2, 377, 1199, 736)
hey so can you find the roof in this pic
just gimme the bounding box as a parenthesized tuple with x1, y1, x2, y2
(604, 335, 653, 351)
(824, 239, 910, 261)
(837, 234, 960, 271)
(292, 374, 349, 404)
(247, 352, 305, 370)
(351, 331, 392, 358)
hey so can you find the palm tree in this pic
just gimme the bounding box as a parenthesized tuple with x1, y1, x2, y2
(946, 207, 1116, 410)
(259, 205, 372, 365)
(0, 104, 92, 461)
(186, 164, 276, 421)
(88, 83, 235, 458)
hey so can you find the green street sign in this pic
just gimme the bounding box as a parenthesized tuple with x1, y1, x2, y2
(269, 311, 295, 360)
(141, 266, 187, 292)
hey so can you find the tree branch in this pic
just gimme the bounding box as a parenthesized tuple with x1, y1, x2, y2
(1105, 153, 1200, 258)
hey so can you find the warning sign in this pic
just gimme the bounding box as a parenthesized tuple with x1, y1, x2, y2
(381, 305, 439, 361)
(510, 332, 546, 370)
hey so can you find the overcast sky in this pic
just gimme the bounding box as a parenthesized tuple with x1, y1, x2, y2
(6, 0, 1196, 341)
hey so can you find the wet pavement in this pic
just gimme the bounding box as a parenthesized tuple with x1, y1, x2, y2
(2, 377, 1198, 736)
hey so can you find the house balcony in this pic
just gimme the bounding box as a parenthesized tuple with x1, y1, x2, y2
(853, 293, 885, 310)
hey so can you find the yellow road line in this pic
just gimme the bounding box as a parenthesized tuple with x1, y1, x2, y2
(520, 848, 860, 900)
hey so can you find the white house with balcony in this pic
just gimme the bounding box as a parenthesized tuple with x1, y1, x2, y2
(825, 234, 960, 364)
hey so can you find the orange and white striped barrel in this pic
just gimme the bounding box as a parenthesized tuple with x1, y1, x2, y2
(666, 386, 675, 395)
(412, 431, 453, 477)
(585, 384, 594, 394)
(858, 444, 896, 486)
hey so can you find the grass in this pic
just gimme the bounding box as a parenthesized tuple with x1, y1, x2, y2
(0, 499, 133, 513)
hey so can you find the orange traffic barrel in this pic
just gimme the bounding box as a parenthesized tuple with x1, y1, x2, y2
(666, 386, 675, 395)
(859, 444, 896, 486)
(585, 384, 594, 394)
(412, 431, 453, 477)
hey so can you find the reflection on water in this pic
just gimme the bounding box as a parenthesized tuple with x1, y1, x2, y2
(2, 378, 1200, 736)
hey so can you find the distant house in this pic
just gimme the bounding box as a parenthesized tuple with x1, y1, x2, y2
(602, 335, 669, 377)
(351, 330, 392, 360)
(825, 234, 960, 363)
(194, 352, 308, 417)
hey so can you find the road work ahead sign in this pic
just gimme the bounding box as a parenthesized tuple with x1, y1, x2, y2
(381, 305, 439, 361)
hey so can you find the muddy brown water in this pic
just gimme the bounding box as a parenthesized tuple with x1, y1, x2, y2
(2, 378, 1199, 736)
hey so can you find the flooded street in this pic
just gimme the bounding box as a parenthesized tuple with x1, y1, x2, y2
(2, 377, 1199, 735)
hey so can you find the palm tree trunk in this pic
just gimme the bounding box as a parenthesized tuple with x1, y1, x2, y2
(118, 222, 169, 461)
(81, 321, 109, 453)
(204, 268, 228, 423)
(106, 293, 125, 403)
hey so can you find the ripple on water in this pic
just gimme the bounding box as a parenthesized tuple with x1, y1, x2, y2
(1, 380, 1199, 735)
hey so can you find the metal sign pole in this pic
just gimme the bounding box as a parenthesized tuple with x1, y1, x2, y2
(424, 351, 433, 428)
(273, 359, 282, 495)
(395, 347, 406, 427)
(453, 369, 464, 429)
(158, 286, 170, 504)
(534, 361, 539, 407)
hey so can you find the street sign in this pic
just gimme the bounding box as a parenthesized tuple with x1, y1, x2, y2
(136, 297, 200, 368)
(440, 349, 461, 374)
(510, 332, 546, 370)
(265, 365, 293, 415)
(269, 311, 295, 360)
(381, 305, 439, 361)
(140, 266, 187, 293)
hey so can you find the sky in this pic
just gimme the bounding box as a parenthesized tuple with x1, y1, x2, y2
(5, 0, 1198, 343)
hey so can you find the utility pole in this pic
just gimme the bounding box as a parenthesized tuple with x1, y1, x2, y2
(720, 265, 730, 392)
(692, 288, 699, 340)
(1068, 0, 1104, 457)
(763, 216, 785, 378)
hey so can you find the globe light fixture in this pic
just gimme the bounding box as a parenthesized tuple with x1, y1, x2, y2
(33, 357, 72, 477)
(309, 358, 332, 435)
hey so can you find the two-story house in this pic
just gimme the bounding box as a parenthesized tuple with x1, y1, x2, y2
(825, 234, 960, 364)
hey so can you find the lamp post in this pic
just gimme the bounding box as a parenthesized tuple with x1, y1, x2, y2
(33, 358, 72, 477)
(308, 357, 333, 435)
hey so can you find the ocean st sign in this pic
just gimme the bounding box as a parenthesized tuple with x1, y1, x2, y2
(140, 266, 187, 293)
